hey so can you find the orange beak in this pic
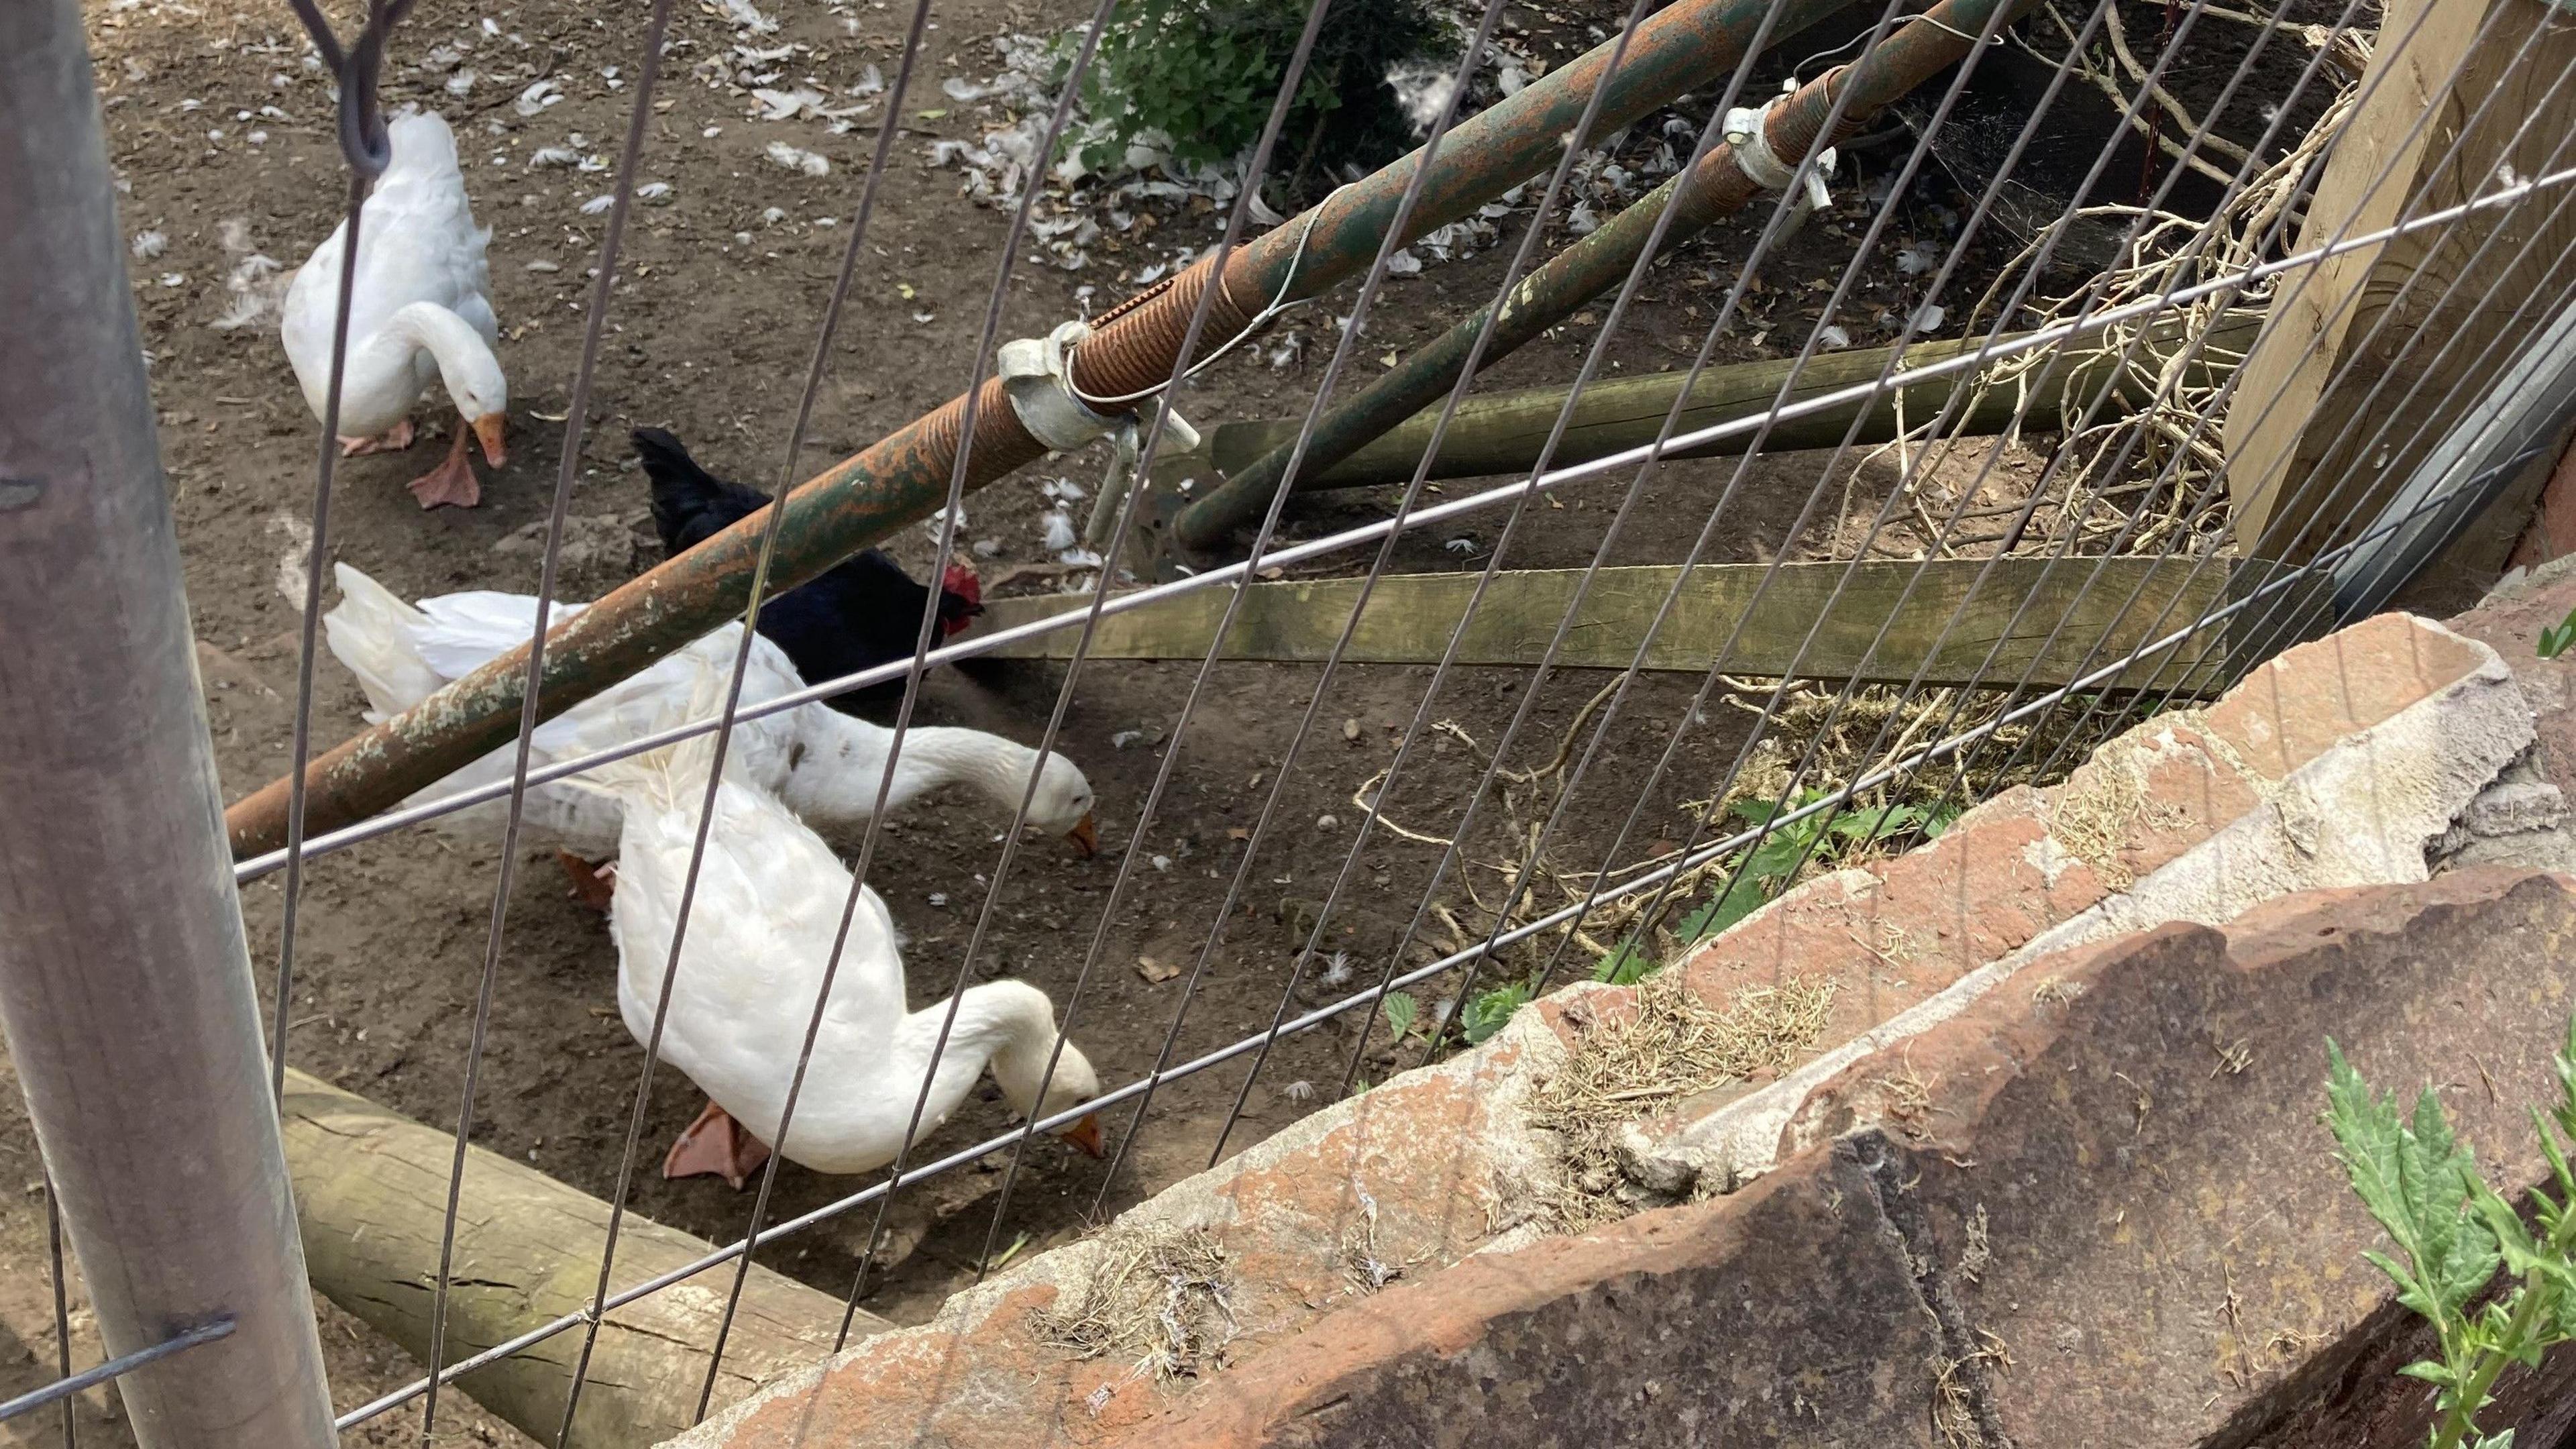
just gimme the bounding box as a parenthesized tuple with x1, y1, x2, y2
(1065, 812, 1099, 857)
(471, 413, 508, 468)
(1059, 1113, 1107, 1158)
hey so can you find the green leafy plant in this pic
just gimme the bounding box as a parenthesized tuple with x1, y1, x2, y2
(1063, 0, 1442, 184)
(1591, 936, 1655, 987)
(2540, 606, 2576, 660)
(1460, 980, 1534, 1045)
(1672, 791, 1944, 947)
(1380, 990, 1419, 1042)
(2326, 1020, 2576, 1448)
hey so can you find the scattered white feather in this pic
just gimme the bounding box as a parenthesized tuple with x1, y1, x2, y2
(764, 142, 830, 177)
(209, 219, 288, 331)
(445, 68, 476, 96)
(920, 500, 967, 543)
(1040, 509, 1077, 552)
(1909, 303, 1946, 334)
(527, 146, 580, 168)
(513, 78, 561, 117)
(579, 194, 615, 215)
(267, 513, 315, 612)
(130, 229, 168, 260)
(753, 86, 828, 120)
(1384, 62, 1458, 136)
(1817, 323, 1853, 350)
(636, 181, 675, 205)
(1383, 248, 1423, 276)
(1894, 239, 1939, 276)
(719, 0, 779, 31)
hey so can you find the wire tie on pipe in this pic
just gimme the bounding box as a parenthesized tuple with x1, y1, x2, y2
(999, 319, 1202, 549)
(1723, 79, 1837, 225)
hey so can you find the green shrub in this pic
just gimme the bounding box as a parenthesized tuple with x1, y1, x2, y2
(1064, 0, 1444, 188)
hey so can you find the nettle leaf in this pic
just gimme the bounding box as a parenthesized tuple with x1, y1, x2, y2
(2400, 1358, 2461, 1385)
(1742, 830, 1810, 884)
(1380, 990, 1418, 1042)
(1678, 871, 1770, 943)
(2552, 1017, 2576, 1145)
(2536, 1109, 2576, 1208)
(1591, 938, 1654, 986)
(2327, 1042, 2502, 1329)
(2470, 1178, 2542, 1277)
(1460, 982, 1532, 1044)
(2408, 1090, 2505, 1319)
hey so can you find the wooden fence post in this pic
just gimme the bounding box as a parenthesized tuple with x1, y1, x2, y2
(2224, 0, 2576, 584)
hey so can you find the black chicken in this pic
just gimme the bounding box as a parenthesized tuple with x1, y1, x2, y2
(635, 427, 983, 716)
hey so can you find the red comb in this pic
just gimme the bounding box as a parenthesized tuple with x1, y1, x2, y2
(939, 563, 982, 637)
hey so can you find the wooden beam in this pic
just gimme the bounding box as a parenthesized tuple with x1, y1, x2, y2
(282, 1069, 873, 1444)
(962, 560, 2241, 688)
(2225, 0, 2576, 573)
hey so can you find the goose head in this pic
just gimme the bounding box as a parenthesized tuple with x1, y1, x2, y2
(1024, 750, 1099, 857)
(980, 983, 1106, 1158)
(392, 301, 508, 466)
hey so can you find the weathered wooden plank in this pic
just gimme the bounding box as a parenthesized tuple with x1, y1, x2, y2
(2225, 0, 2576, 572)
(282, 1068, 866, 1445)
(965, 559, 2237, 688)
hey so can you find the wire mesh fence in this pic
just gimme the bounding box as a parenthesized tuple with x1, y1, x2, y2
(12, 0, 2576, 1435)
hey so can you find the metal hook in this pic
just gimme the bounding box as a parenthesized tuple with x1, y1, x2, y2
(280, 0, 415, 181)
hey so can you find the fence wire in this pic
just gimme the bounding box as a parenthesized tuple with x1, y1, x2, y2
(43, 0, 2576, 1435)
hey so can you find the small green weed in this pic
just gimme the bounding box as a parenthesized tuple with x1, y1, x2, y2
(1460, 980, 1533, 1045)
(2540, 606, 2576, 660)
(2326, 1018, 2576, 1448)
(1591, 936, 1655, 987)
(1380, 990, 1419, 1043)
(1672, 791, 1951, 947)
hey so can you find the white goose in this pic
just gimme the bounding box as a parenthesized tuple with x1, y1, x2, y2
(318, 564, 1099, 905)
(282, 109, 508, 508)
(584, 703, 1105, 1187)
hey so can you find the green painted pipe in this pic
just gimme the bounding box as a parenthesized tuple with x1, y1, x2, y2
(1172, 0, 2039, 549)
(1171, 311, 2259, 504)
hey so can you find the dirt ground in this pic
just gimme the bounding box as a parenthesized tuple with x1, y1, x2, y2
(0, 0, 2301, 1437)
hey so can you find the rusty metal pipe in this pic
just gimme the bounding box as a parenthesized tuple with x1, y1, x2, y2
(1173, 0, 2030, 549)
(223, 0, 1868, 857)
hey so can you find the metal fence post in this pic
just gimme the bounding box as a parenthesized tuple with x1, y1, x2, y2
(0, 0, 339, 1443)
